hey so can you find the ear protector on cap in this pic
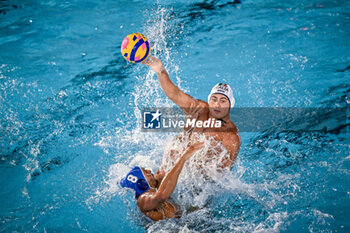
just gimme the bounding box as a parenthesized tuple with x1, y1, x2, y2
(120, 166, 151, 198)
(137, 179, 149, 191)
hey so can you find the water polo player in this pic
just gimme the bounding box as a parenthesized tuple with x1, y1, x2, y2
(142, 56, 241, 174)
(120, 142, 204, 221)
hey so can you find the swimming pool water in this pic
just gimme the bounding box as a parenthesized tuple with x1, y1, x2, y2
(0, 0, 349, 232)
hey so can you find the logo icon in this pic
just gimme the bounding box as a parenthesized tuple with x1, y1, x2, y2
(217, 83, 229, 92)
(143, 110, 162, 129)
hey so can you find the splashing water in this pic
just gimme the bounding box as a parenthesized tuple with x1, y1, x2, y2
(1, 0, 349, 232)
(91, 5, 308, 233)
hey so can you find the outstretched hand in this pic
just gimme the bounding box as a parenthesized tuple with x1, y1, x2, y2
(187, 101, 207, 120)
(181, 142, 205, 161)
(141, 56, 164, 74)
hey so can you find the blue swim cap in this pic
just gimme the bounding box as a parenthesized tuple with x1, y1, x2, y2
(120, 166, 150, 198)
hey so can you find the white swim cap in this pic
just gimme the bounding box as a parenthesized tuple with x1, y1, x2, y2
(207, 83, 235, 108)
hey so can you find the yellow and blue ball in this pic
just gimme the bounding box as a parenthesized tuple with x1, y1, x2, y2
(121, 33, 151, 63)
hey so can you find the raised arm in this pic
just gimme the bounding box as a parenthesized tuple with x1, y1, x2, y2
(142, 56, 199, 112)
(137, 142, 204, 211)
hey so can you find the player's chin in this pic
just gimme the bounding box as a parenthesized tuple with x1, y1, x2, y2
(209, 110, 225, 119)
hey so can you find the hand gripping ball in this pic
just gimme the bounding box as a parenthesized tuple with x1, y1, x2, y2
(121, 33, 151, 63)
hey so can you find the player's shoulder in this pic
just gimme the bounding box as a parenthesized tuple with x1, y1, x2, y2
(220, 120, 238, 133)
(137, 190, 158, 209)
(220, 122, 240, 142)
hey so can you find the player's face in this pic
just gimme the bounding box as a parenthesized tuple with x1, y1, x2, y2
(141, 168, 157, 187)
(208, 94, 230, 119)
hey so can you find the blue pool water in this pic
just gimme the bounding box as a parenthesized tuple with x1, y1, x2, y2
(1, 0, 349, 232)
